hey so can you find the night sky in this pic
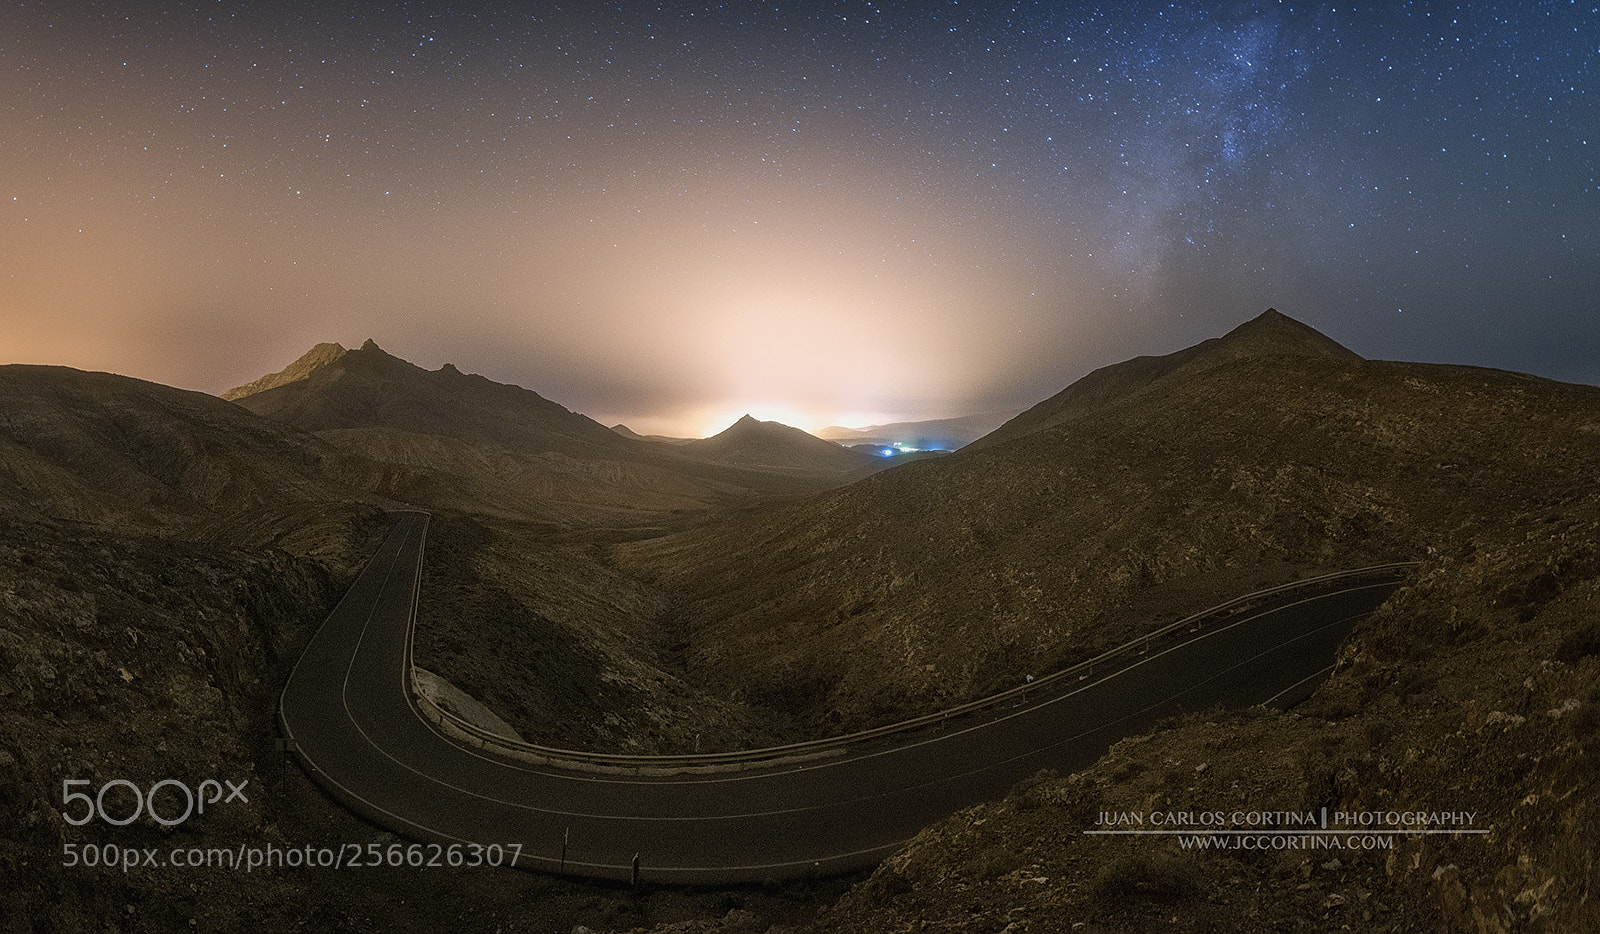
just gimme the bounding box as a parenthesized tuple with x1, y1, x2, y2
(4, 2, 1596, 436)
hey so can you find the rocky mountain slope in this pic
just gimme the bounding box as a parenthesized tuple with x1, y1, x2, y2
(212, 343, 908, 750)
(799, 473, 1600, 934)
(967, 308, 1360, 452)
(224, 340, 630, 458)
(0, 511, 365, 931)
(226, 341, 870, 529)
(219, 341, 350, 401)
(0, 359, 809, 931)
(601, 309, 1600, 934)
(613, 312, 1600, 741)
(0, 363, 385, 554)
(216, 343, 826, 752)
(0, 365, 396, 929)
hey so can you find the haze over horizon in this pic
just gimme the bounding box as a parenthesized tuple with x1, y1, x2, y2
(4, 2, 1595, 437)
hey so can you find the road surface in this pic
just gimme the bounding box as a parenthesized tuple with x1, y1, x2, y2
(280, 512, 1404, 884)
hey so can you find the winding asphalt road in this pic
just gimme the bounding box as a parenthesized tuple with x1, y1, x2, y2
(280, 512, 1405, 884)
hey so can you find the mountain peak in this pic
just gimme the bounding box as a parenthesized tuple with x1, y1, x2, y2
(1212, 308, 1361, 362)
(707, 414, 827, 445)
(222, 338, 416, 402)
(968, 308, 1361, 452)
(223, 341, 629, 456)
(704, 414, 788, 442)
(331, 338, 417, 373)
(221, 342, 348, 401)
(685, 413, 884, 477)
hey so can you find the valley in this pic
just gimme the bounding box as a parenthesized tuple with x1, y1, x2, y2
(4, 309, 1598, 931)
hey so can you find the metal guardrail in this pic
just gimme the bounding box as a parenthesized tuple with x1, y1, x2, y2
(403, 546, 1417, 775)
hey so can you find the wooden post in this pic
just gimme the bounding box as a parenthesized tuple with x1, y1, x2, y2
(631, 852, 640, 887)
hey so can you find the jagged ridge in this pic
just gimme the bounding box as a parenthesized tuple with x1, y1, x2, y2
(223, 339, 627, 458)
(221, 342, 349, 401)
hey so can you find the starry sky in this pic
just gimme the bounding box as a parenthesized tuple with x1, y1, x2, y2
(4, 1, 1596, 436)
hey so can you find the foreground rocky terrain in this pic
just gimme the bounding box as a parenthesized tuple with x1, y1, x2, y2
(791, 496, 1600, 933)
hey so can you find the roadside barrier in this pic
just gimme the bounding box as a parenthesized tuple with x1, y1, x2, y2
(403, 554, 1416, 775)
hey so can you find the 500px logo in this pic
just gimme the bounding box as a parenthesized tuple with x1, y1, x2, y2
(61, 779, 249, 827)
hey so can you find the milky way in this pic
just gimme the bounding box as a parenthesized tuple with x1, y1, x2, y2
(3, 2, 1595, 435)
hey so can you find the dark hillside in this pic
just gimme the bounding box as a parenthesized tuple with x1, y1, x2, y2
(811, 477, 1600, 934)
(0, 364, 371, 538)
(969, 308, 1361, 452)
(616, 345, 1600, 738)
(225, 340, 630, 459)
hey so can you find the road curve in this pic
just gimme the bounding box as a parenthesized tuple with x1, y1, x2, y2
(280, 512, 1406, 885)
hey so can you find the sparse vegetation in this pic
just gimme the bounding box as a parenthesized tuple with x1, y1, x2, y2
(1089, 853, 1202, 905)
